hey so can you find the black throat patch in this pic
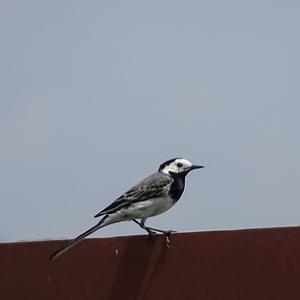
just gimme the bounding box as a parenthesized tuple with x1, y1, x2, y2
(169, 173, 186, 202)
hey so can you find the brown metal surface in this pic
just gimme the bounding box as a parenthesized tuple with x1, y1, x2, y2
(1, 227, 300, 300)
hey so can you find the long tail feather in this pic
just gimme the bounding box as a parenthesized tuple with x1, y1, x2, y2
(49, 219, 106, 261)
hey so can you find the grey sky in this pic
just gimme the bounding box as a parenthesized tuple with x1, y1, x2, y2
(1, 1, 299, 242)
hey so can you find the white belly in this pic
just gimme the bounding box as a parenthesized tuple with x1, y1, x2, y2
(121, 196, 174, 219)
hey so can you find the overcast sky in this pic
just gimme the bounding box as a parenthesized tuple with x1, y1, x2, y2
(1, 1, 299, 242)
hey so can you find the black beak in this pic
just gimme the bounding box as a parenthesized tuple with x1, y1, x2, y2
(190, 165, 204, 170)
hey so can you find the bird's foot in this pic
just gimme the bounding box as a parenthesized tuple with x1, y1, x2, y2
(144, 227, 157, 237)
(141, 223, 176, 245)
(165, 229, 176, 235)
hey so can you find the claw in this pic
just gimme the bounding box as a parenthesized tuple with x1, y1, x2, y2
(161, 230, 176, 236)
(147, 229, 157, 236)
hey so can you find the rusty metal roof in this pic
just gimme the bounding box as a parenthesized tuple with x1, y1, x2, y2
(1, 227, 300, 299)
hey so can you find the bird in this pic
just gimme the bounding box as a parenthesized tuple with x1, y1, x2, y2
(49, 158, 204, 261)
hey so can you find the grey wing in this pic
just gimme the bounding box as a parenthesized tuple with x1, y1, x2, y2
(94, 172, 172, 217)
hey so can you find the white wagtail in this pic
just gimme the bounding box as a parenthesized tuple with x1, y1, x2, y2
(50, 158, 204, 260)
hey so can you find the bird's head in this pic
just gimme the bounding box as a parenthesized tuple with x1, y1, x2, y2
(159, 158, 204, 176)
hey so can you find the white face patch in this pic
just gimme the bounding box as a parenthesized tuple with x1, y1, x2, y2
(162, 158, 193, 175)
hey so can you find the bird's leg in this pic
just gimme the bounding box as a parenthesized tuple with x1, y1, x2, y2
(145, 226, 175, 247)
(132, 219, 176, 237)
(142, 218, 176, 235)
(132, 219, 156, 236)
(139, 219, 176, 247)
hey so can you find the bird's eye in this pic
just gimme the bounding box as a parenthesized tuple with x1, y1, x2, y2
(177, 162, 183, 168)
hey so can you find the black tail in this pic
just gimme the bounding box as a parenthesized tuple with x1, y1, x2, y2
(49, 218, 106, 261)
